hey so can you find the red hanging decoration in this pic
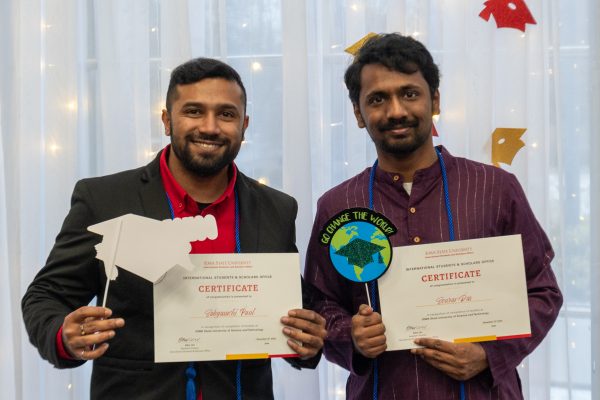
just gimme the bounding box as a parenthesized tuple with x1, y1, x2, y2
(479, 0, 537, 32)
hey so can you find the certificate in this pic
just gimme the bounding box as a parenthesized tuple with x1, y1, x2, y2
(378, 235, 531, 350)
(153, 253, 302, 362)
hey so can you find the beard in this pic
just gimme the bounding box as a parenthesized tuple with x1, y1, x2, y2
(169, 123, 242, 177)
(373, 117, 430, 157)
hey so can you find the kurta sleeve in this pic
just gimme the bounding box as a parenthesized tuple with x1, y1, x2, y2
(21, 179, 102, 368)
(478, 174, 562, 387)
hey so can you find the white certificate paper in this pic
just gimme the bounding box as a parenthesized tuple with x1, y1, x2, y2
(154, 253, 302, 362)
(378, 235, 531, 350)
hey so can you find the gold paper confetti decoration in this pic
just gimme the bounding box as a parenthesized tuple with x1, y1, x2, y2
(345, 32, 379, 56)
(491, 128, 527, 167)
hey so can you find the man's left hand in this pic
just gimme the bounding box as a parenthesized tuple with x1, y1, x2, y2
(281, 309, 327, 360)
(410, 338, 488, 381)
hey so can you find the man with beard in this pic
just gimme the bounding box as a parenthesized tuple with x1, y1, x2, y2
(22, 58, 326, 400)
(303, 33, 562, 399)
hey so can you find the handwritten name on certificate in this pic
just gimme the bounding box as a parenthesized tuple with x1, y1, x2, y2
(378, 235, 531, 350)
(153, 253, 302, 362)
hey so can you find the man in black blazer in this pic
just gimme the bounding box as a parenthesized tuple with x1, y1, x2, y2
(22, 58, 326, 400)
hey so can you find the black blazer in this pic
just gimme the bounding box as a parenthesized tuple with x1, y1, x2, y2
(22, 151, 311, 400)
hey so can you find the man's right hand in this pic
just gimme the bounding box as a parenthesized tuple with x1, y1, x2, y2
(61, 306, 125, 361)
(351, 304, 387, 358)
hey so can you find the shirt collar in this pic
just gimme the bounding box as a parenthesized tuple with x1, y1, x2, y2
(373, 145, 454, 185)
(159, 145, 238, 216)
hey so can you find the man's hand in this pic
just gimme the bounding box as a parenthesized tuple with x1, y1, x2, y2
(281, 309, 327, 360)
(351, 304, 386, 358)
(411, 338, 488, 381)
(61, 306, 125, 361)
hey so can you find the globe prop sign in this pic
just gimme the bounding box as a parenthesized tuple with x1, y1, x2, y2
(319, 208, 397, 283)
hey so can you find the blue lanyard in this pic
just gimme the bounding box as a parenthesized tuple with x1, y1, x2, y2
(166, 191, 243, 400)
(367, 147, 464, 400)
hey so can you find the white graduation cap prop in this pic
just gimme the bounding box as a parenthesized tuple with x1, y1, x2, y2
(88, 213, 218, 306)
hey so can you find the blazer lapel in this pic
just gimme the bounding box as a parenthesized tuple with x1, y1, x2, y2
(236, 172, 260, 253)
(139, 152, 172, 221)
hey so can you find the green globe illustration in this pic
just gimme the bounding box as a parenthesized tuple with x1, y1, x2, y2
(329, 221, 392, 282)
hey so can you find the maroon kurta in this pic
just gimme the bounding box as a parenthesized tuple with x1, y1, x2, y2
(304, 146, 562, 399)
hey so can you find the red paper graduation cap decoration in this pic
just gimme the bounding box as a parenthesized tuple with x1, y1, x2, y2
(479, 0, 537, 32)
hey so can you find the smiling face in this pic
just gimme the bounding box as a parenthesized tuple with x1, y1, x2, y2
(353, 63, 440, 166)
(162, 78, 249, 178)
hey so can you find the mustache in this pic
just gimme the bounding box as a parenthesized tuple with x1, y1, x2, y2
(187, 133, 228, 144)
(379, 118, 418, 131)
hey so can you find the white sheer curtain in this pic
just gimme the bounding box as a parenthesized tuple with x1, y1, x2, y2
(1, 0, 598, 399)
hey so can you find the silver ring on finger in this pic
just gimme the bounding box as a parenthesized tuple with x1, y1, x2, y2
(80, 349, 85, 360)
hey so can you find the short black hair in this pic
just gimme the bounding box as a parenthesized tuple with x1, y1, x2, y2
(344, 33, 440, 105)
(165, 58, 247, 112)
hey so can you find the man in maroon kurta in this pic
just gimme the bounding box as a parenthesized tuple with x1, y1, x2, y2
(303, 33, 562, 399)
